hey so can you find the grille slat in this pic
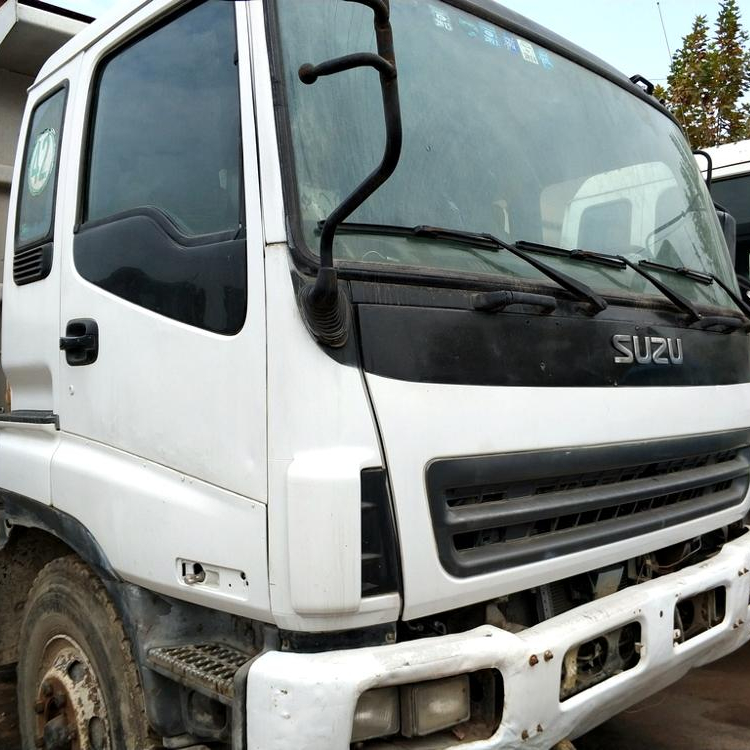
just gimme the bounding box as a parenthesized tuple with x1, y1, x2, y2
(427, 431, 750, 578)
(456, 488, 744, 573)
(444, 455, 749, 535)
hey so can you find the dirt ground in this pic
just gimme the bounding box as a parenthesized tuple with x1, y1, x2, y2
(2, 646, 749, 749)
(0, 666, 18, 749)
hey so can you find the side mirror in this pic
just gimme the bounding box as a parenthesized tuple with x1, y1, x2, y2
(715, 203, 737, 267)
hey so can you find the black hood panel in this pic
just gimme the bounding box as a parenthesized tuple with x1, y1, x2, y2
(356, 301, 750, 387)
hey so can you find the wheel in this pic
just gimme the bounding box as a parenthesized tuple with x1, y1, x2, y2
(17, 556, 158, 750)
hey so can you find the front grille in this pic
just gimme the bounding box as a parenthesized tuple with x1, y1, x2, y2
(426, 430, 750, 578)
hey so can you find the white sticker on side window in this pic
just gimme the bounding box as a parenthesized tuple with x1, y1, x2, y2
(27, 127, 57, 197)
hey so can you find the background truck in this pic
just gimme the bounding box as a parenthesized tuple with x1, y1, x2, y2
(2, 1, 750, 749)
(700, 139, 750, 302)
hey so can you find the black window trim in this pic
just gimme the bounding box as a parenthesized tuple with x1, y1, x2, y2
(77, 206, 243, 248)
(14, 80, 69, 255)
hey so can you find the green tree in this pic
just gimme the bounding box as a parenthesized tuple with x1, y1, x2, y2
(664, 15, 714, 147)
(659, 1, 750, 148)
(713, 0, 750, 143)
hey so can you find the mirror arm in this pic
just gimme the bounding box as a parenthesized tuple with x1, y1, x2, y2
(694, 149, 713, 192)
(297, 0, 403, 348)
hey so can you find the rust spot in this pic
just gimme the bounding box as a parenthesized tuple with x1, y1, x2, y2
(529, 654, 539, 666)
(544, 650, 554, 662)
(522, 729, 530, 740)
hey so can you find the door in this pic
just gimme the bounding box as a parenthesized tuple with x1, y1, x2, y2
(55, 0, 266, 502)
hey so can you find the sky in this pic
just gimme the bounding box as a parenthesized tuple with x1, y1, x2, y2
(499, 0, 750, 84)
(51, 0, 750, 86)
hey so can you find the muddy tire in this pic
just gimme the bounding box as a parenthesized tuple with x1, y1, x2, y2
(17, 555, 158, 750)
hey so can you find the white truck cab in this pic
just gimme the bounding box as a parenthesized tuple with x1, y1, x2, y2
(2, 1, 750, 749)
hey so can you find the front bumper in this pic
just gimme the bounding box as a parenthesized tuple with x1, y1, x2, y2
(247, 531, 750, 750)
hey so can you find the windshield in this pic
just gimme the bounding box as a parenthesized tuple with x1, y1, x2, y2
(274, 0, 738, 310)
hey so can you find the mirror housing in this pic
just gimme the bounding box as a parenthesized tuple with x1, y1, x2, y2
(715, 203, 737, 267)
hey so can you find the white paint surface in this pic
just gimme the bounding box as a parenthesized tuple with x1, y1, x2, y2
(51, 432, 271, 619)
(264, 248, 399, 631)
(287, 448, 370, 614)
(366, 374, 750, 620)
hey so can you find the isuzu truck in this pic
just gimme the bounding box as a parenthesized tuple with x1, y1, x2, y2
(2, 1, 750, 748)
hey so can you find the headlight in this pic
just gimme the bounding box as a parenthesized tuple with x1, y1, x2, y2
(400, 674, 471, 738)
(351, 686, 400, 743)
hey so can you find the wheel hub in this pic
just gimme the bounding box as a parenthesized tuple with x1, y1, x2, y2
(34, 636, 110, 750)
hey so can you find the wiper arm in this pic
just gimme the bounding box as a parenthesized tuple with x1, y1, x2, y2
(329, 221, 608, 313)
(640, 258, 750, 326)
(510, 245, 747, 330)
(618, 256, 702, 323)
(619, 257, 749, 331)
(512, 243, 744, 331)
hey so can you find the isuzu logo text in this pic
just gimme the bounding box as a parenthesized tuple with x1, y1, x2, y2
(612, 334, 683, 365)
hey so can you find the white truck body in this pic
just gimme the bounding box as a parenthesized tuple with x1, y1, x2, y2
(2, 1, 750, 749)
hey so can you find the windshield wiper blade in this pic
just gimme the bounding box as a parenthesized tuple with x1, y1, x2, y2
(639, 259, 713, 284)
(618, 256, 702, 323)
(639, 258, 750, 325)
(621, 257, 748, 330)
(514, 244, 745, 331)
(328, 221, 608, 313)
(324, 221, 501, 250)
(515, 240, 627, 269)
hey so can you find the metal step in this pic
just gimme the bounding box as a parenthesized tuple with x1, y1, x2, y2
(147, 643, 254, 703)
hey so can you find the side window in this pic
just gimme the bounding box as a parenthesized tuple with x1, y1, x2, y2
(15, 87, 67, 285)
(76, 0, 246, 334)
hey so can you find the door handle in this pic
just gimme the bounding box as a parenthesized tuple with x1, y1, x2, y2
(60, 319, 99, 366)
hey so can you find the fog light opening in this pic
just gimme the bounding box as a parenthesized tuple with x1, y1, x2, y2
(561, 622, 642, 700)
(576, 637, 608, 677)
(673, 586, 726, 644)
